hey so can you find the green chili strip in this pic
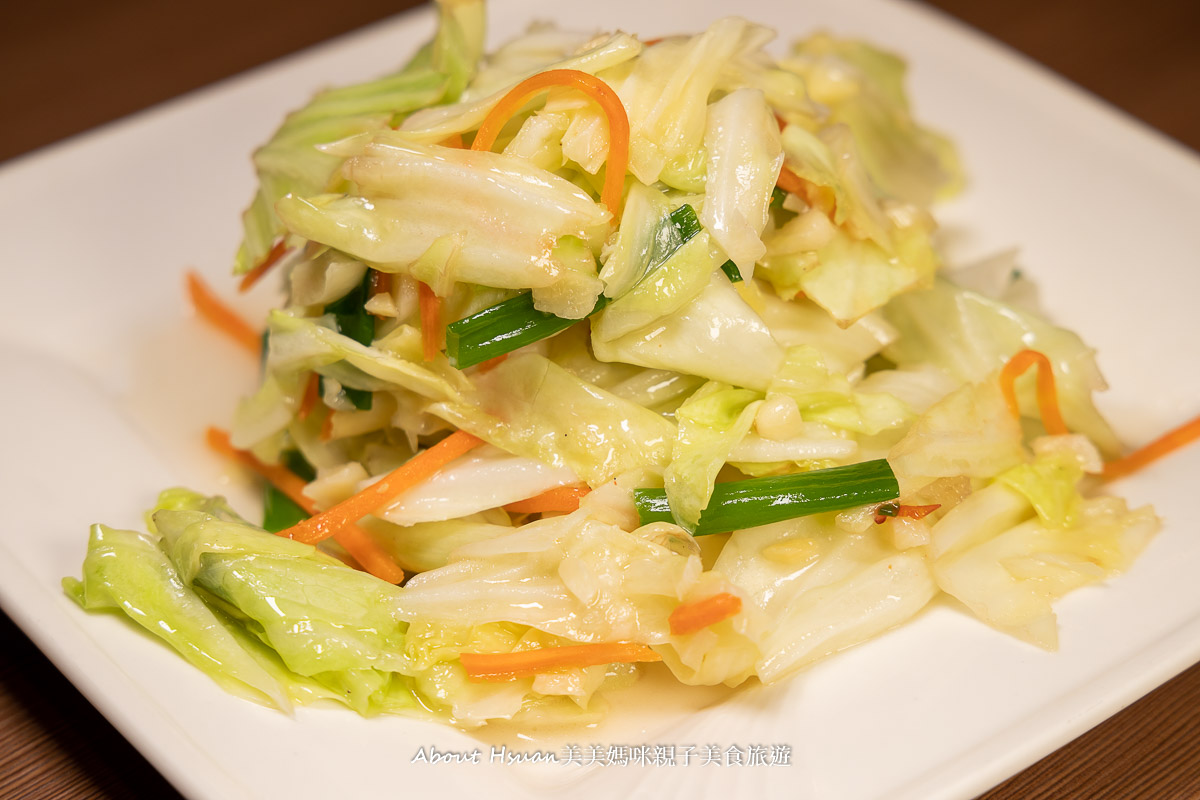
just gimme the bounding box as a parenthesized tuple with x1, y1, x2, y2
(634, 459, 899, 535)
(445, 204, 705, 369)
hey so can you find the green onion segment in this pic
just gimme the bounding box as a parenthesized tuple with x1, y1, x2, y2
(262, 488, 308, 532)
(720, 260, 743, 283)
(261, 451, 316, 532)
(325, 271, 375, 409)
(327, 271, 375, 346)
(446, 292, 609, 368)
(634, 459, 899, 535)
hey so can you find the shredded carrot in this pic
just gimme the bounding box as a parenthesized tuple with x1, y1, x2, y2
(418, 281, 442, 362)
(897, 503, 941, 519)
(185, 271, 262, 357)
(238, 239, 290, 293)
(642, 37, 664, 46)
(471, 69, 629, 219)
(503, 485, 591, 514)
(297, 373, 321, 421)
(206, 427, 307, 499)
(205, 428, 404, 584)
(281, 429, 483, 545)
(1102, 413, 1200, 481)
(999, 349, 1069, 436)
(668, 593, 743, 636)
(319, 410, 335, 441)
(476, 354, 509, 374)
(776, 165, 835, 215)
(460, 642, 661, 681)
(327, 524, 406, 585)
(438, 133, 464, 148)
(776, 165, 807, 197)
(996, 350, 1200, 480)
(874, 502, 941, 525)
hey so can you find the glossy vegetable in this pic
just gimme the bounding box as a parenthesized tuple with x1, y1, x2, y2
(635, 459, 899, 534)
(67, 0, 1182, 730)
(444, 204, 704, 367)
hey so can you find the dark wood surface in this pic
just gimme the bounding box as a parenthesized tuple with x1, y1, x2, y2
(1, 1, 1198, 798)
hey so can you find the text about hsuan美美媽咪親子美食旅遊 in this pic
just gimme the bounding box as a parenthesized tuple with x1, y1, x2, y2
(409, 742, 793, 767)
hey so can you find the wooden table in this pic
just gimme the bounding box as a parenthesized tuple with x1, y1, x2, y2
(1, 1, 1198, 797)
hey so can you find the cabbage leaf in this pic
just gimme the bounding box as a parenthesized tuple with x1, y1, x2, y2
(235, 0, 486, 274)
(665, 383, 762, 531)
(884, 280, 1121, 456)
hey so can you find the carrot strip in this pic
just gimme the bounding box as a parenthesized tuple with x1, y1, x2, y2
(776, 165, 835, 215)
(1102, 413, 1200, 481)
(418, 281, 442, 362)
(999, 349, 1069, 436)
(668, 593, 743, 636)
(460, 642, 661, 681)
(186, 271, 262, 357)
(319, 410, 335, 441)
(281, 430, 483, 545)
(897, 503, 941, 519)
(1000, 351, 1200, 479)
(205, 428, 404, 584)
(476, 353, 509, 374)
(471, 69, 629, 219)
(206, 427, 307, 499)
(438, 133, 464, 148)
(874, 502, 941, 525)
(328, 525, 406, 585)
(776, 165, 807, 196)
(238, 239, 290, 293)
(503, 485, 591, 514)
(297, 373, 321, 421)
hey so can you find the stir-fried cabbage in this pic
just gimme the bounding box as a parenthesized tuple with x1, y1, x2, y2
(235, 0, 487, 275)
(278, 135, 611, 303)
(665, 383, 762, 531)
(884, 279, 1121, 456)
(699, 88, 783, 279)
(593, 272, 786, 391)
(930, 485, 1157, 648)
(64, 522, 294, 712)
(66, 0, 1165, 731)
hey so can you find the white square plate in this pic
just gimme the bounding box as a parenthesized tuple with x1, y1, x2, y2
(2, 1, 1199, 798)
